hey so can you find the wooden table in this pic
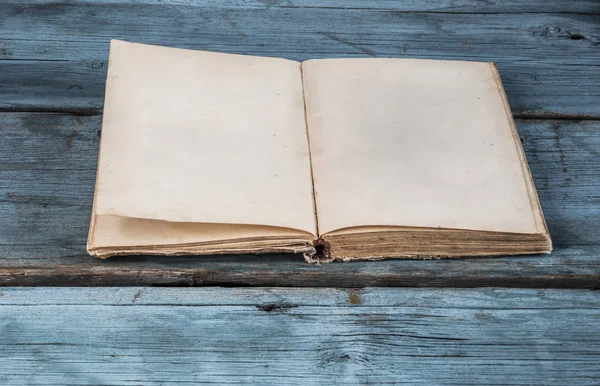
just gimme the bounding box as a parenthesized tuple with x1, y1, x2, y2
(1, 1, 599, 383)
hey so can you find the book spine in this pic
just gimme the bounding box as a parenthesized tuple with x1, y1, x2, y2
(304, 238, 332, 264)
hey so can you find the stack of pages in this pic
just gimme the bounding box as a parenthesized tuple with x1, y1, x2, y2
(87, 40, 551, 262)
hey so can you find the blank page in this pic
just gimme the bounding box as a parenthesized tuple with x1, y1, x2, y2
(94, 41, 317, 235)
(91, 215, 313, 248)
(302, 58, 544, 235)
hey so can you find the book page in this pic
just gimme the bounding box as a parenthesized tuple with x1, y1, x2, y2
(302, 58, 544, 235)
(94, 41, 317, 235)
(90, 215, 314, 248)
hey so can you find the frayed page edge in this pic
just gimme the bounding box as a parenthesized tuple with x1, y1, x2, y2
(303, 238, 333, 264)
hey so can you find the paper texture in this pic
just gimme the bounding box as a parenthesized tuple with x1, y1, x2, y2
(94, 40, 317, 235)
(302, 58, 544, 235)
(89, 42, 549, 260)
(92, 215, 313, 247)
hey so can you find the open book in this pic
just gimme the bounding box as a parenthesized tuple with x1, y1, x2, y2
(87, 40, 552, 262)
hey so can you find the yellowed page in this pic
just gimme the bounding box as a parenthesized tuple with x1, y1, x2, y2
(94, 40, 316, 235)
(90, 215, 314, 248)
(302, 58, 544, 235)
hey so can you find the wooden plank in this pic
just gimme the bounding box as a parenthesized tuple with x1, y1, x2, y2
(6, 0, 600, 13)
(1, 246, 599, 288)
(0, 287, 599, 384)
(0, 112, 599, 287)
(0, 1, 599, 116)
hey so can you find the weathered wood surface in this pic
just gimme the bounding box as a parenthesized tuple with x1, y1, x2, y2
(0, 287, 598, 384)
(1, 113, 598, 287)
(0, 1, 599, 287)
(1, 1, 599, 116)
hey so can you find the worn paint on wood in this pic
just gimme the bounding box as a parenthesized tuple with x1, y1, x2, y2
(0, 113, 598, 287)
(0, 287, 599, 384)
(0, 1, 599, 116)
(0, 1, 598, 287)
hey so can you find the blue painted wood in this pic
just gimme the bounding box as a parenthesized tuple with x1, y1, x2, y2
(0, 287, 599, 384)
(0, 1, 598, 286)
(0, 1, 598, 116)
(0, 113, 598, 287)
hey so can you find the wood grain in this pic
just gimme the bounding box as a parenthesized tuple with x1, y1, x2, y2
(0, 1, 598, 287)
(0, 287, 599, 384)
(0, 1, 599, 116)
(0, 113, 598, 287)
